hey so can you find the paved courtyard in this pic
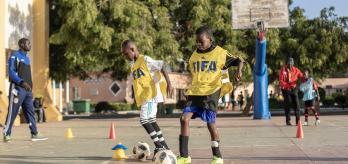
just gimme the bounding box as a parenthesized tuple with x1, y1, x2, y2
(1, 115, 348, 164)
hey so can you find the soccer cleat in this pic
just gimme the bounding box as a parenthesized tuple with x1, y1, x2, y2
(211, 156, 224, 164)
(315, 120, 320, 126)
(31, 133, 48, 141)
(3, 135, 11, 142)
(177, 156, 191, 164)
(286, 122, 292, 126)
(303, 121, 308, 126)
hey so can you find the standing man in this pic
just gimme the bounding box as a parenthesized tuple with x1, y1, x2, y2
(3, 38, 48, 142)
(279, 57, 305, 126)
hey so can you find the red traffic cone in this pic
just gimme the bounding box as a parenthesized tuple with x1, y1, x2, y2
(109, 122, 116, 140)
(296, 120, 304, 139)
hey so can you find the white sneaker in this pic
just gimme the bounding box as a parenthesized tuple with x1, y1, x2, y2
(315, 120, 320, 126)
(303, 121, 308, 126)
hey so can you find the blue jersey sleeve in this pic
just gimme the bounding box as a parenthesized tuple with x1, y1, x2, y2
(8, 54, 23, 85)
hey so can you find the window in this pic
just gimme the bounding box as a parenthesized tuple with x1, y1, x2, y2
(109, 81, 121, 96)
(326, 85, 333, 89)
(73, 87, 80, 99)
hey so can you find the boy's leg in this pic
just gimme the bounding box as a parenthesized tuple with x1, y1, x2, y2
(140, 102, 163, 148)
(21, 91, 38, 135)
(310, 106, 319, 120)
(207, 122, 222, 158)
(310, 103, 320, 126)
(304, 107, 309, 122)
(148, 102, 169, 149)
(179, 112, 193, 158)
(151, 121, 169, 149)
(3, 85, 25, 138)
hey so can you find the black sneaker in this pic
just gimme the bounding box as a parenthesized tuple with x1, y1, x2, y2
(31, 133, 48, 141)
(286, 122, 292, 126)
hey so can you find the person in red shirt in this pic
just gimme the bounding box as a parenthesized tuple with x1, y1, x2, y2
(279, 57, 305, 126)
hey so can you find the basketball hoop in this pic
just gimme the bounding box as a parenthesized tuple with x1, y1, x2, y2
(231, 0, 289, 30)
(256, 21, 266, 33)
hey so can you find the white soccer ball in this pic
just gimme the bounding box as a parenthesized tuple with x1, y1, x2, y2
(132, 141, 151, 161)
(153, 150, 177, 164)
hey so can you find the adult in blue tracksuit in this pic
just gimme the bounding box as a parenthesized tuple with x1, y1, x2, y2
(3, 38, 47, 142)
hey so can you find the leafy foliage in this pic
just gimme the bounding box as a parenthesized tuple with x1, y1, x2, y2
(49, 0, 348, 84)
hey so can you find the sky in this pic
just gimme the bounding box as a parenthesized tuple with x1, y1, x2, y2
(290, 0, 348, 19)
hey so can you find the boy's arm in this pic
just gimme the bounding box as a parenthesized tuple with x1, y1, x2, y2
(236, 59, 243, 81)
(313, 80, 320, 101)
(144, 56, 173, 97)
(223, 53, 244, 81)
(161, 66, 173, 97)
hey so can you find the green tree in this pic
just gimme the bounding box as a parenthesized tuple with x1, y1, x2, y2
(49, 0, 348, 86)
(49, 0, 181, 81)
(277, 6, 348, 81)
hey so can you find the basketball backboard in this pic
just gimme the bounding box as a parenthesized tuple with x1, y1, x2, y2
(232, 0, 289, 29)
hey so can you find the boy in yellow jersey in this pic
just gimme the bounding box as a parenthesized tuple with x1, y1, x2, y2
(121, 40, 173, 158)
(177, 26, 244, 164)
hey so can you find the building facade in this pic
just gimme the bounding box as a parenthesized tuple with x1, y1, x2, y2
(68, 72, 191, 105)
(319, 78, 348, 96)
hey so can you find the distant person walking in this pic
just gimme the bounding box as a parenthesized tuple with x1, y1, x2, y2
(279, 57, 305, 126)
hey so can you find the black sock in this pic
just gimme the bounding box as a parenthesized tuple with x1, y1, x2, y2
(211, 140, 222, 158)
(142, 123, 162, 148)
(151, 122, 169, 149)
(179, 135, 189, 157)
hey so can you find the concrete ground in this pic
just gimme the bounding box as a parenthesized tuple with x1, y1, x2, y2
(1, 115, 348, 164)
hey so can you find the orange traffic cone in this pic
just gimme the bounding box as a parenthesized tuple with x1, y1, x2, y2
(296, 120, 304, 139)
(109, 122, 116, 140)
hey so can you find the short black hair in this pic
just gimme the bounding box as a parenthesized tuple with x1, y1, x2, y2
(121, 40, 133, 49)
(18, 38, 29, 47)
(195, 26, 213, 38)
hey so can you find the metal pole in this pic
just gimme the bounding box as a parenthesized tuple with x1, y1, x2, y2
(59, 81, 63, 113)
(52, 80, 56, 106)
(253, 24, 271, 120)
(65, 80, 69, 103)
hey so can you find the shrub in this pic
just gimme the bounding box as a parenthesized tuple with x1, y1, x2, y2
(318, 87, 326, 101)
(94, 102, 136, 113)
(94, 101, 114, 113)
(333, 94, 348, 109)
(322, 96, 335, 107)
(269, 98, 283, 109)
(110, 103, 135, 111)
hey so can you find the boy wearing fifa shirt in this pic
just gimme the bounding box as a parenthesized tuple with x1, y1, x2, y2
(121, 40, 173, 156)
(177, 26, 244, 164)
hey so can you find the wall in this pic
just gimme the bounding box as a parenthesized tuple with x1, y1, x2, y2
(0, 0, 62, 125)
(68, 73, 192, 105)
(69, 73, 129, 104)
(0, 0, 33, 125)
